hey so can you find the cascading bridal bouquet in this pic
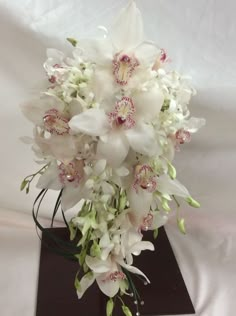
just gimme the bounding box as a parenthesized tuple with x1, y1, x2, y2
(20, 1, 205, 315)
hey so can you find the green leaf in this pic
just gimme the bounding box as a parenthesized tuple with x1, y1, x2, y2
(67, 37, 77, 47)
(122, 305, 132, 316)
(153, 229, 158, 239)
(185, 197, 200, 208)
(177, 218, 186, 234)
(106, 298, 114, 316)
(20, 179, 28, 191)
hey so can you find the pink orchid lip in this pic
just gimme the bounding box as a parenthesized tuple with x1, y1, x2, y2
(133, 164, 157, 193)
(113, 52, 139, 86)
(43, 108, 70, 135)
(108, 96, 136, 129)
(58, 160, 84, 186)
(160, 48, 167, 63)
(141, 212, 154, 231)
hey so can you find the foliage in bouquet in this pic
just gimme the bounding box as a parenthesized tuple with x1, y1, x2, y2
(20, 1, 205, 315)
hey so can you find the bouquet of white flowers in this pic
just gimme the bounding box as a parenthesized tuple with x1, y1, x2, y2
(20, 1, 205, 315)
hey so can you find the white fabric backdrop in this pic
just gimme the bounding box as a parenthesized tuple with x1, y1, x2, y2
(0, 0, 236, 315)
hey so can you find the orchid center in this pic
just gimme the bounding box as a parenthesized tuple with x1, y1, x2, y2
(58, 160, 84, 186)
(113, 52, 139, 86)
(141, 213, 154, 231)
(133, 165, 157, 193)
(103, 271, 126, 283)
(175, 129, 191, 144)
(108, 97, 135, 129)
(48, 64, 63, 84)
(43, 108, 70, 135)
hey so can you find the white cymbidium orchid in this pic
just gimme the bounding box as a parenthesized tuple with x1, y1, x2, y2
(21, 95, 84, 163)
(69, 94, 162, 167)
(83, 252, 151, 298)
(116, 207, 168, 235)
(76, 0, 162, 104)
(36, 160, 86, 210)
(127, 164, 191, 214)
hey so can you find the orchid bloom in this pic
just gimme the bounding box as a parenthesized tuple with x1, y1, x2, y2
(69, 93, 163, 167)
(128, 164, 191, 214)
(44, 49, 69, 85)
(80, 248, 152, 298)
(20, 95, 84, 163)
(76, 1, 162, 103)
(36, 159, 85, 210)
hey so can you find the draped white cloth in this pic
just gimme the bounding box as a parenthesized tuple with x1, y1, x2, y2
(0, 1, 235, 315)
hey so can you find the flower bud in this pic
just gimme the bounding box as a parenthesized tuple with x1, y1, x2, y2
(167, 162, 176, 180)
(177, 218, 186, 234)
(161, 198, 171, 212)
(106, 298, 114, 316)
(67, 37, 77, 47)
(122, 305, 133, 316)
(186, 197, 200, 208)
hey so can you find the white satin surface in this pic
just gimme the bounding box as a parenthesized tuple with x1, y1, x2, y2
(0, 1, 235, 315)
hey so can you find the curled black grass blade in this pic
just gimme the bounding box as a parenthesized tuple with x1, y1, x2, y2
(32, 189, 81, 260)
(51, 189, 63, 228)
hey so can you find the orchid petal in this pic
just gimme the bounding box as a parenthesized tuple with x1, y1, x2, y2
(97, 132, 129, 167)
(135, 41, 161, 67)
(158, 174, 190, 198)
(92, 67, 116, 104)
(115, 166, 130, 177)
(86, 256, 112, 273)
(125, 123, 160, 157)
(111, 1, 144, 50)
(20, 95, 64, 125)
(46, 48, 64, 60)
(151, 212, 168, 230)
(36, 162, 61, 190)
(118, 260, 150, 284)
(96, 272, 120, 297)
(128, 187, 153, 214)
(100, 244, 114, 261)
(48, 135, 78, 164)
(77, 273, 95, 299)
(68, 99, 83, 117)
(61, 186, 83, 211)
(183, 117, 206, 133)
(69, 109, 109, 136)
(134, 87, 164, 121)
(76, 38, 113, 65)
(130, 241, 155, 256)
(94, 159, 107, 176)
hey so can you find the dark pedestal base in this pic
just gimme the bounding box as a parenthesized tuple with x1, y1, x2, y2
(36, 227, 195, 316)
